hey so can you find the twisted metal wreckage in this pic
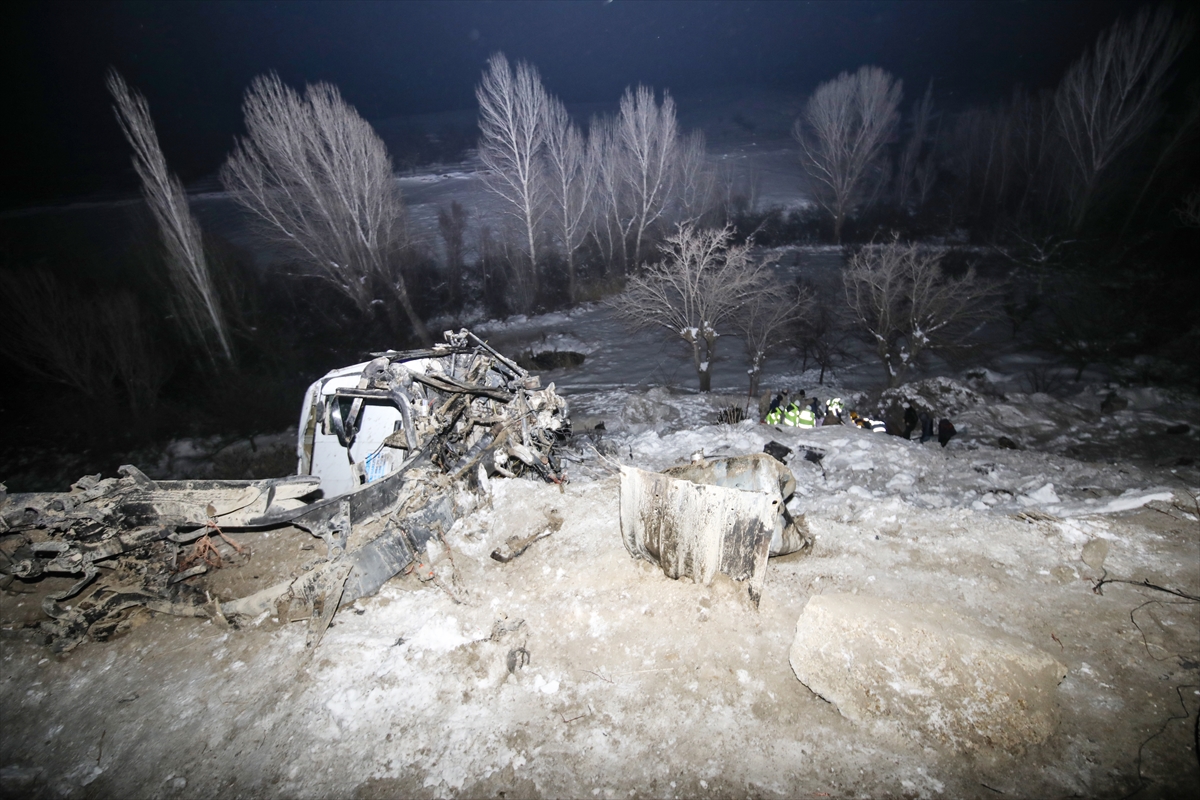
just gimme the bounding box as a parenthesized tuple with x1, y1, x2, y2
(0, 330, 570, 651)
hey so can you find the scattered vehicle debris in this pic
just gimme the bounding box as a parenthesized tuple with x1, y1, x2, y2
(619, 453, 811, 606)
(763, 441, 792, 463)
(0, 329, 570, 651)
(490, 508, 564, 563)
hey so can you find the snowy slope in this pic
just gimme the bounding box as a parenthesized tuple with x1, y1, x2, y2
(3, 297, 1198, 800)
(2, 97, 1198, 795)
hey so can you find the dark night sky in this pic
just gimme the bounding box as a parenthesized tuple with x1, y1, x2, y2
(1, 0, 1150, 210)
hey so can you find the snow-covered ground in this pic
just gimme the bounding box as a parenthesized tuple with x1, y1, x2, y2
(3, 298, 1198, 800)
(2, 94, 1198, 797)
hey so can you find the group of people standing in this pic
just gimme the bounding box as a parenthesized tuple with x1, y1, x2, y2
(761, 391, 956, 446)
(902, 405, 957, 446)
(763, 390, 879, 431)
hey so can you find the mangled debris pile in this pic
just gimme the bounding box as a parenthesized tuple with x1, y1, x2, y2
(0, 329, 569, 651)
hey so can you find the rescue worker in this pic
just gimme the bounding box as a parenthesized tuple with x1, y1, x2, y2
(825, 397, 846, 425)
(903, 406, 919, 439)
(938, 418, 957, 447)
(809, 398, 823, 427)
(919, 412, 934, 443)
(765, 390, 789, 423)
(851, 409, 886, 432)
(796, 403, 817, 428)
(783, 400, 805, 427)
(758, 391, 773, 421)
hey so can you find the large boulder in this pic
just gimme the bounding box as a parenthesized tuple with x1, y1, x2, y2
(789, 593, 1067, 752)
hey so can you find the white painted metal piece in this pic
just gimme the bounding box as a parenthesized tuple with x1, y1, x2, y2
(296, 359, 433, 499)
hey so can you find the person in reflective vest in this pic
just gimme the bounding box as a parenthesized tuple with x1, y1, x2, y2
(849, 410, 885, 432)
(768, 399, 818, 428)
(825, 397, 846, 425)
(765, 392, 791, 424)
(765, 390, 789, 420)
(796, 405, 817, 428)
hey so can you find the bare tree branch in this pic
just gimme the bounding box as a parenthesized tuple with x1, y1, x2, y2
(946, 87, 1066, 231)
(676, 130, 720, 226)
(0, 269, 168, 411)
(897, 80, 935, 211)
(590, 115, 636, 273)
(735, 281, 814, 397)
(543, 96, 597, 302)
(1176, 188, 1200, 227)
(619, 86, 681, 267)
(1122, 84, 1200, 234)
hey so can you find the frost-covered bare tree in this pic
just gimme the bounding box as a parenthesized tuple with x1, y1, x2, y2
(585, 88, 706, 275)
(735, 282, 814, 397)
(1055, 5, 1191, 230)
(107, 70, 233, 364)
(794, 66, 902, 243)
(222, 74, 430, 344)
(610, 224, 770, 392)
(618, 85, 681, 267)
(542, 96, 596, 302)
(476, 53, 550, 305)
(844, 240, 992, 388)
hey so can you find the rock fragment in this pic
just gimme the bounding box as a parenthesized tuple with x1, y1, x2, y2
(789, 593, 1067, 752)
(1081, 538, 1110, 570)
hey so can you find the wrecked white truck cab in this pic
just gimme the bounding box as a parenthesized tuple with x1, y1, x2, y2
(298, 329, 569, 497)
(1, 329, 570, 651)
(299, 360, 416, 498)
